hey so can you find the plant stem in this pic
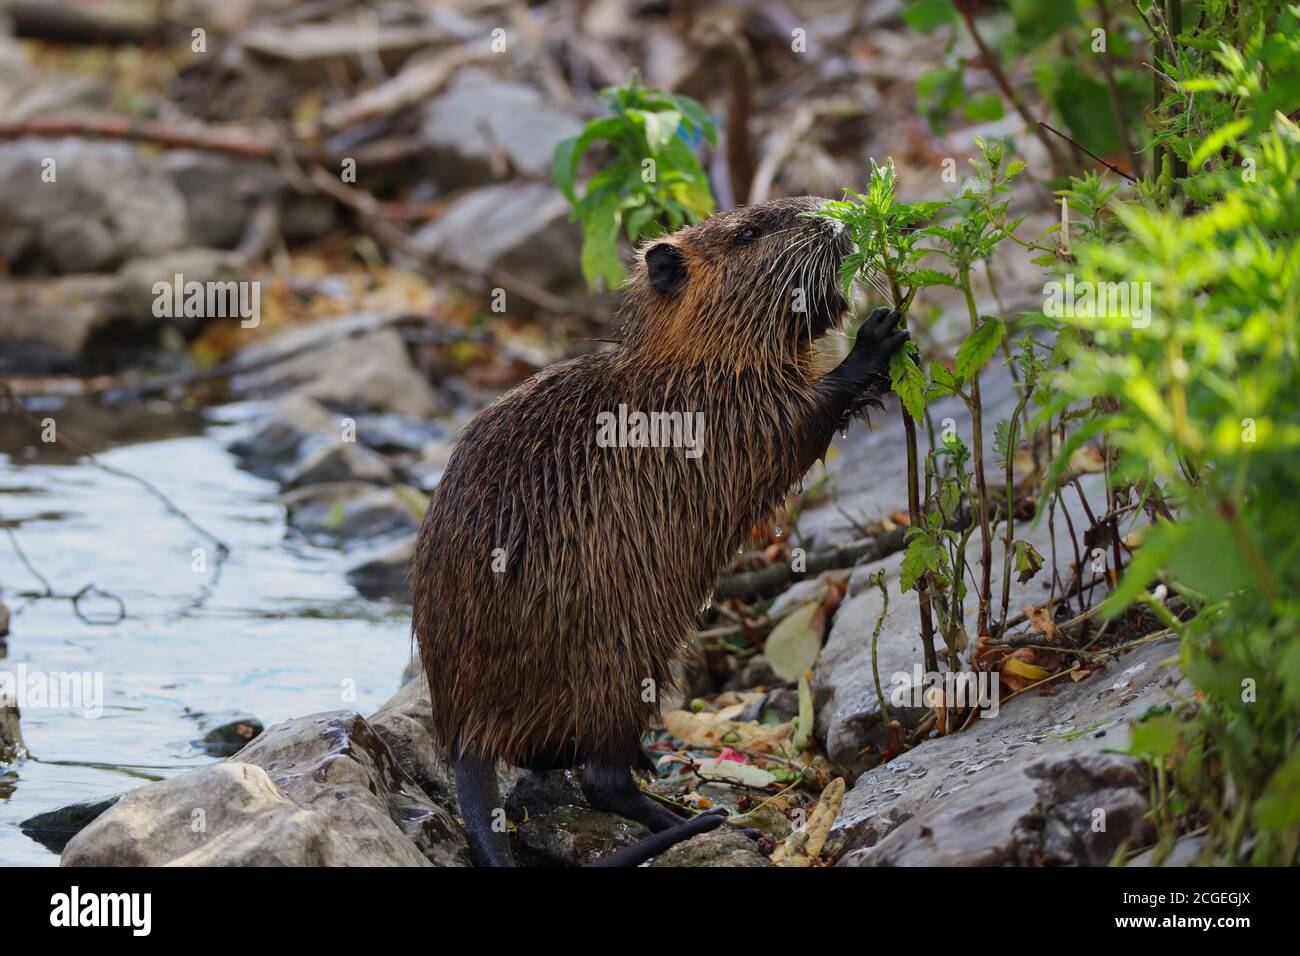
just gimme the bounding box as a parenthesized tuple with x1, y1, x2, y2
(960, 273, 995, 639)
(959, 8, 1068, 173)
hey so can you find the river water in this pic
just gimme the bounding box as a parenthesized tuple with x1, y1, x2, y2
(0, 403, 412, 865)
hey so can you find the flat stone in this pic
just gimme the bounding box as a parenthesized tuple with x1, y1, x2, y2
(409, 182, 582, 294)
(228, 316, 443, 419)
(419, 71, 585, 188)
(831, 636, 1182, 865)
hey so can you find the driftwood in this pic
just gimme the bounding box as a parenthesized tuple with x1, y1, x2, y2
(713, 525, 908, 602)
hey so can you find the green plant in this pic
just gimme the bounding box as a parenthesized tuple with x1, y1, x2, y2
(1046, 108, 1300, 863)
(553, 74, 716, 291)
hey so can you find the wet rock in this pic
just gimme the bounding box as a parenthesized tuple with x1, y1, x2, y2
(227, 393, 393, 489)
(346, 533, 415, 602)
(367, 676, 455, 807)
(227, 393, 339, 482)
(158, 150, 335, 248)
(283, 441, 395, 490)
(814, 472, 1108, 776)
(0, 275, 122, 374)
(831, 637, 1181, 865)
(1, 700, 21, 763)
(20, 793, 123, 854)
(515, 806, 649, 866)
(419, 71, 584, 189)
(62, 711, 468, 866)
(227, 314, 444, 419)
(504, 770, 587, 823)
(0, 248, 247, 373)
(188, 710, 264, 757)
(281, 481, 422, 548)
(353, 412, 443, 455)
(723, 655, 781, 692)
(409, 182, 583, 294)
(650, 828, 773, 867)
(0, 140, 187, 275)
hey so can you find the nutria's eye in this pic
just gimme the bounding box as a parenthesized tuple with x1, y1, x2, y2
(735, 226, 759, 244)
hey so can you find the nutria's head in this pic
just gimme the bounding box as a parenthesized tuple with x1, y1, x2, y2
(618, 196, 853, 369)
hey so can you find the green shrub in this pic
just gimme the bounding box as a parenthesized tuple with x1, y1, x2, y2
(553, 75, 715, 291)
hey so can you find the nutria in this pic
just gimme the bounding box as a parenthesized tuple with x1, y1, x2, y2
(412, 196, 907, 866)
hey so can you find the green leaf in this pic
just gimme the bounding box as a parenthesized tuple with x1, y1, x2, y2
(901, 0, 956, 34)
(1012, 540, 1045, 583)
(890, 347, 927, 422)
(900, 533, 943, 592)
(954, 317, 1006, 383)
(580, 194, 625, 291)
(1127, 712, 1188, 760)
(962, 93, 1005, 123)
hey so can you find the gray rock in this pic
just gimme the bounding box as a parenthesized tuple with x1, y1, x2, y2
(419, 71, 584, 188)
(158, 150, 336, 248)
(62, 711, 468, 866)
(227, 393, 340, 483)
(515, 806, 649, 866)
(831, 636, 1181, 865)
(281, 481, 422, 547)
(650, 828, 773, 867)
(353, 412, 443, 455)
(283, 441, 395, 490)
(1, 699, 22, 764)
(228, 315, 444, 419)
(504, 770, 586, 823)
(367, 676, 455, 807)
(346, 534, 415, 602)
(0, 274, 121, 374)
(188, 710, 264, 757)
(0, 140, 187, 274)
(409, 182, 583, 294)
(227, 393, 394, 489)
(0, 248, 247, 373)
(20, 793, 123, 854)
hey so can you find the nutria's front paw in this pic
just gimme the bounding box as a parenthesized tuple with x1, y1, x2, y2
(852, 307, 909, 372)
(851, 307, 910, 385)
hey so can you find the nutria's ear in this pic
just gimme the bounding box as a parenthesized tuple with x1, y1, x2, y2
(645, 242, 688, 295)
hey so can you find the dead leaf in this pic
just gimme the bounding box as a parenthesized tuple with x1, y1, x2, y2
(1025, 605, 1060, 643)
(664, 709, 794, 755)
(770, 777, 845, 866)
(764, 601, 825, 682)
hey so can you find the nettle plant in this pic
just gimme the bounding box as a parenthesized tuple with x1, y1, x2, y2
(553, 75, 716, 291)
(1047, 106, 1300, 862)
(814, 144, 1058, 675)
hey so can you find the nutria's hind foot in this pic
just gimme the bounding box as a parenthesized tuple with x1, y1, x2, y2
(453, 752, 515, 867)
(581, 760, 685, 832)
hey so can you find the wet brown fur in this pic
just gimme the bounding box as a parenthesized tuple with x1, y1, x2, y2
(413, 197, 859, 769)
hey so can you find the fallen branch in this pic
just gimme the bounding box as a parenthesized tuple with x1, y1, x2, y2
(713, 526, 907, 602)
(319, 47, 482, 132)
